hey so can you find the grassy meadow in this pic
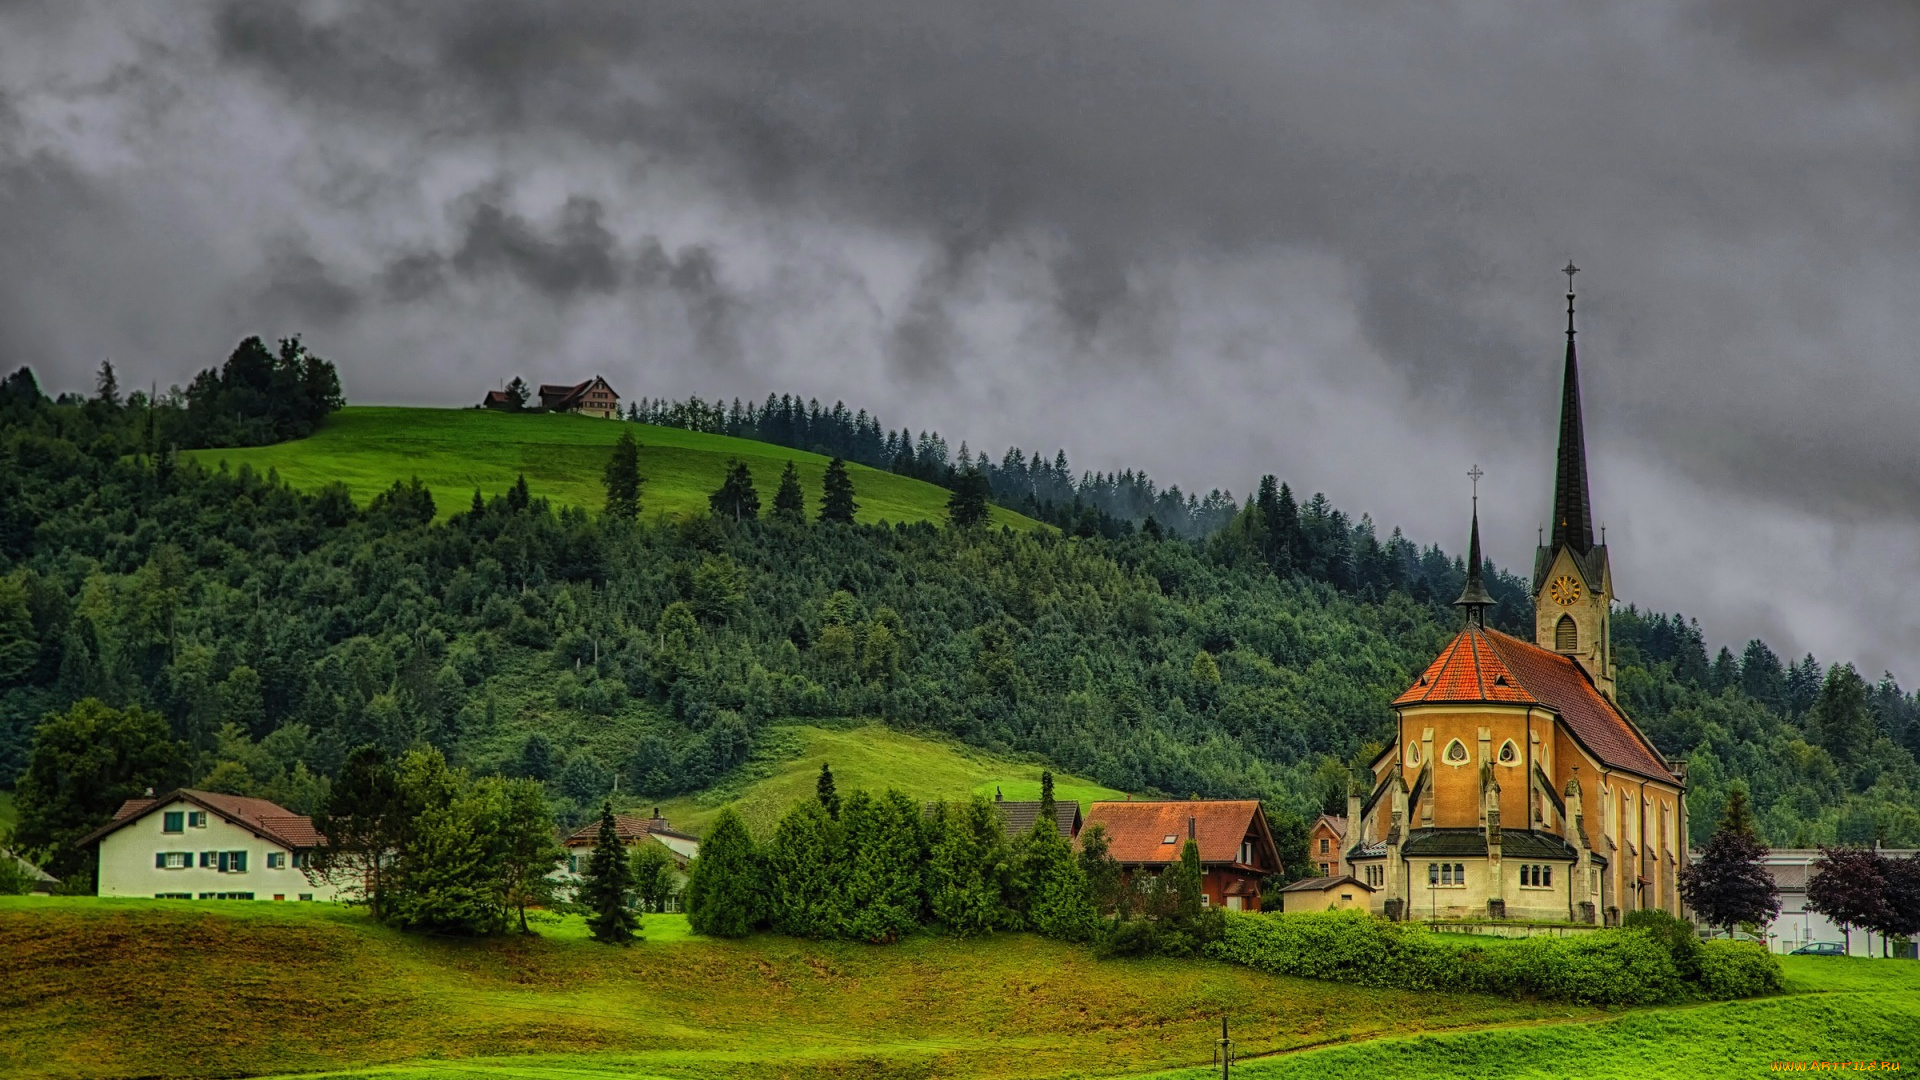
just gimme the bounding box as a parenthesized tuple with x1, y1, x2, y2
(643, 723, 1128, 837)
(0, 899, 1611, 1080)
(178, 406, 1041, 529)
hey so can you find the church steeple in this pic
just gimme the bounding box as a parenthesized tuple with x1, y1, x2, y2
(1534, 263, 1615, 699)
(1551, 262, 1594, 555)
(1455, 465, 1495, 627)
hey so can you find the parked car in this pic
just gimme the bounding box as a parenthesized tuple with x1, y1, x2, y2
(1789, 942, 1847, 956)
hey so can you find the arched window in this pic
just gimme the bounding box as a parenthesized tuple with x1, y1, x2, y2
(1543, 865, 1553, 887)
(1406, 742, 1421, 767)
(1428, 862, 1439, 885)
(1497, 740, 1518, 765)
(1444, 739, 1469, 764)
(1454, 862, 1465, 884)
(1555, 614, 1578, 652)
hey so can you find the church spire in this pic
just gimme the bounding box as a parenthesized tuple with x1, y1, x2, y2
(1455, 464, 1496, 626)
(1551, 262, 1595, 555)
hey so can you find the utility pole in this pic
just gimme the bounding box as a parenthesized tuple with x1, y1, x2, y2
(1213, 1016, 1235, 1079)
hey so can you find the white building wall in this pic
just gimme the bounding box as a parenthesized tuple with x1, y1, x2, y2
(97, 798, 343, 901)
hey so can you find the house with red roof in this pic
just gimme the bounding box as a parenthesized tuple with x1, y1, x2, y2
(78, 789, 342, 902)
(1347, 286, 1687, 926)
(1080, 799, 1281, 912)
(556, 808, 700, 910)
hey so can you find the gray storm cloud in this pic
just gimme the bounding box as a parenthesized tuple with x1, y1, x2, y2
(2, 0, 1919, 677)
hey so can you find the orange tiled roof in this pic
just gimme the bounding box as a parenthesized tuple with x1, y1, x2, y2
(1392, 625, 1537, 707)
(562, 814, 696, 847)
(1082, 800, 1265, 866)
(1393, 626, 1677, 784)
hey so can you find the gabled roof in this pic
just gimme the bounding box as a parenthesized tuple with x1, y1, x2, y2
(1393, 626, 1676, 784)
(994, 799, 1082, 840)
(1278, 873, 1375, 894)
(78, 790, 322, 850)
(1081, 800, 1274, 867)
(1310, 814, 1348, 839)
(539, 376, 618, 410)
(562, 813, 698, 848)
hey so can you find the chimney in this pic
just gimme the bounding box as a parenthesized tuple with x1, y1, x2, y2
(653, 807, 661, 820)
(1188, 816, 1196, 839)
(144, 787, 154, 797)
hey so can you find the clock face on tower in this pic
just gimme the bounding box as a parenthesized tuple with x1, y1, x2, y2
(1548, 575, 1583, 607)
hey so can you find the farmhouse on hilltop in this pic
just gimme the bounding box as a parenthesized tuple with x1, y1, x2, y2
(538, 376, 620, 418)
(79, 789, 344, 901)
(1081, 799, 1281, 912)
(1345, 281, 1688, 926)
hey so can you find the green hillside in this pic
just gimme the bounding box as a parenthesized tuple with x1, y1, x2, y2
(0, 899, 1602, 1080)
(2, 900, 1913, 1080)
(643, 723, 1128, 837)
(179, 406, 1040, 529)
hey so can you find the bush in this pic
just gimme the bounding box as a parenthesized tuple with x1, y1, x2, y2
(1622, 908, 1705, 981)
(1697, 939, 1785, 999)
(1208, 911, 1694, 1006)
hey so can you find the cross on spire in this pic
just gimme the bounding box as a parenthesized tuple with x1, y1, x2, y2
(1468, 463, 1484, 503)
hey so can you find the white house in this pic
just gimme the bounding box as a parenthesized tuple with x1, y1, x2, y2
(1759, 847, 1919, 957)
(80, 789, 343, 902)
(556, 809, 699, 909)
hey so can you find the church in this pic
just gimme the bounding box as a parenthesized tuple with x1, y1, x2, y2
(1345, 274, 1688, 925)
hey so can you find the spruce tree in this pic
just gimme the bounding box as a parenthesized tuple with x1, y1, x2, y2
(766, 798, 843, 937)
(602, 429, 643, 521)
(709, 459, 760, 522)
(817, 761, 840, 818)
(946, 467, 991, 528)
(1038, 770, 1056, 825)
(773, 460, 806, 525)
(1021, 816, 1096, 942)
(685, 808, 765, 938)
(838, 789, 926, 943)
(820, 457, 858, 524)
(928, 796, 1011, 936)
(581, 802, 640, 943)
(1678, 786, 1780, 937)
(507, 474, 530, 513)
(504, 376, 529, 410)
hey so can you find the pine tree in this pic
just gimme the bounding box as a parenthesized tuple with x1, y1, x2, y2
(94, 360, 121, 409)
(838, 789, 926, 942)
(820, 457, 858, 524)
(1020, 815, 1096, 941)
(507, 474, 530, 513)
(1077, 823, 1124, 916)
(709, 460, 760, 522)
(946, 468, 991, 528)
(469, 488, 485, 516)
(773, 460, 806, 525)
(685, 808, 765, 938)
(581, 802, 640, 943)
(602, 430, 644, 521)
(927, 796, 1011, 936)
(504, 376, 530, 410)
(1678, 786, 1780, 937)
(1039, 770, 1056, 824)
(817, 761, 840, 818)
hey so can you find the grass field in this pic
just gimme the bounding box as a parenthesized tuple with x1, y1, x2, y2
(0, 899, 1610, 1080)
(179, 406, 1040, 529)
(643, 723, 1128, 837)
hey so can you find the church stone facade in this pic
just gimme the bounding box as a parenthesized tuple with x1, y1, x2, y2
(1346, 283, 1687, 925)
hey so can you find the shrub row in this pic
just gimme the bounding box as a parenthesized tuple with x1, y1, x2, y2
(1208, 910, 1783, 1006)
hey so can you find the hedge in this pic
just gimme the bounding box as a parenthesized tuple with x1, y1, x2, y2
(1206, 910, 1781, 1007)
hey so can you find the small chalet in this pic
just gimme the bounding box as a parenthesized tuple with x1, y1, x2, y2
(992, 793, 1082, 841)
(78, 789, 339, 902)
(480, 388, 515, 410)
(1308, 813, 1349, 878)
(1081, 799, 1281, 912)
(558, 809, 700, 908)
(538, 376, 621, 418)
(1275, 873, 1375, 913)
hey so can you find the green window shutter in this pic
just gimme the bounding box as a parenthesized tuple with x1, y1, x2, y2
(156, 852, 166, 868)
(233, 851, 247, 873)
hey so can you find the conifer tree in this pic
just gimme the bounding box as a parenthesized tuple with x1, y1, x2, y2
(1020, 815, 1096, 942)
(685, 808, 763, 938)
(1678, 786, 1780, 938)
(507, 474, 530, 512)
(1039, 770, 1056, 824)
(838, 790, 925, 942)
(928, 796, 1011, 936)
(816, 761, 840, 818)
(1076, 823, 1124, 916)
(773, 460, 806, 525)
(766, 798, 843, 937)
(581, 802, 640, 943)
(947, 467, 991, 528)
(495, 777, 564, 934)
(709, 459, 760, 522)
(820, 457, 857, 524)
(503, 376, 529, 410)
(602, 430, 643, 521)
(469, 488, 485, 516)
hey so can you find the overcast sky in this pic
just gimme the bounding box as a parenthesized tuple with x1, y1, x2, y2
(3, 1, 1918, 679)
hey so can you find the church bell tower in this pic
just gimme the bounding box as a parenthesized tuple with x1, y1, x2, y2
(1533, 264, 1616, 699)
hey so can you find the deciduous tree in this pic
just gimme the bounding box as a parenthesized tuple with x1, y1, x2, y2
(1806, 845, 1887, 954)
(14, 699, 188, 877)
(1679, 786, 1780, 938)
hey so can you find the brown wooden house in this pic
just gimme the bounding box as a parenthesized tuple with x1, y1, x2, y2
(538, 376, 621, 418)
(1081, 799, 1282, 911)
(1308, 813, 1348, 878)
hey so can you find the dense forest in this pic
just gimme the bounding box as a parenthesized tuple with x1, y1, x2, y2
(4, 353, 1920, 884)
